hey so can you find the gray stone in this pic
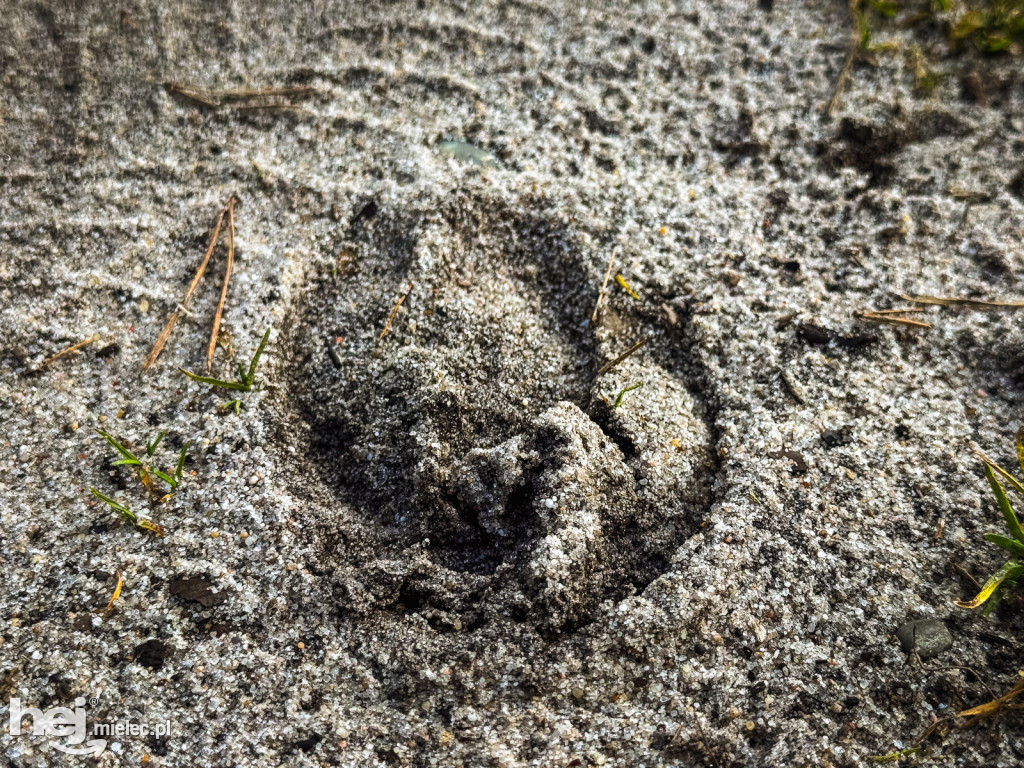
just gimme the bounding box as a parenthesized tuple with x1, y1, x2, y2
(897, 619, 953, 659)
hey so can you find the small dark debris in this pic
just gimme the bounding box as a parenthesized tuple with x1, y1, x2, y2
(797, 322, 876, 349)
(977, 631, 1014, 648)
(72, 614, 93, 632)
(960, 71, 988, 106)
(797, 323, 831, 345)
(822, 426, 853, 449)
(894, 423, 911, 440)
(133, 639, 169, 670)
(325, 339, 343, 369)
(351, 199, 378, 227)
(170, 576, 228, 608)
(767, 188, 789, 209)
(96, 343, 121, 358)
(768, 449, 808, 474)
(823, 113, 970, 186)
(1010, 168, 1024, 201)
(775, 312, 797, 331)
(286, 733, 323, 754)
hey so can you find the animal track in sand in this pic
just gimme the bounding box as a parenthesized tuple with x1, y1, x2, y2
(282, 186, 715, 632)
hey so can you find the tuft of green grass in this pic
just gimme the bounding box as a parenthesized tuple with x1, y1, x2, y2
(955, 435, 1024, 614)
(181, 327, 270, 413)
(615, 274, 640, 300)
(868, 747, 921, 763)
(89, 487, 165, 536)
(951, 0, 1024, 53)
(613, 382, 643, 408)
(95, 428, 190, 491)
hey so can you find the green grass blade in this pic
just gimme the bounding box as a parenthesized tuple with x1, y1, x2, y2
(984, 456, 1024, 498)
(95, 428, 141, 465)
(175, 441, 190, 482)
(180, 368, 250, 391)
(613, 382, 643, 408)
(983, 532, 1024, 557)
(146, 430, 166, 456)
(985, 463, 1024, 544)
(111, 458, 140, 467)
(956, 559, 1023, 610)
(246, 327, 272, 385)
(150, 468, 178, 488)
(90, 487, 138, 523)
(1016, 427, 1024, 479)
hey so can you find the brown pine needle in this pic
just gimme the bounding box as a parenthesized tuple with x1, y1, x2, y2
(380, 282, 414, 339)
(36, 333, 99, 369)
(104, 569, 123, 612)
(857, 310, 931, 329)
(826, 0, 860, 118)
(165, 82, 316, 109)
(899, 294, 1024, 310)
(591, 246, 619, 324)
(597, 336, 650, 377)
(143, 201, 229, 371)
(958, 675, 1024, 726)
(827, 45, 857, 118)
(207, 197, 237, 371)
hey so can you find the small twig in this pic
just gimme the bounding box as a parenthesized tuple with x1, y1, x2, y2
(36, 333, 99, 370)
(693, 715, 723, 768)
(591, 246, 619, 324)
(165, 82, 219, 107)
(827, 45, 858, 118)
(144, 200, 229, 371)
(914, 714, 956, 746)
(380, 282, 414, 339)
(953, 563, 982, 591)
(165, 82, 316, 109)
(958, 676, 1024, 727)
(920, 663, 997, 702)
(596, 337, 650, 377)
(781, 369, 808, 404)
(857, 310, 931, 329)
(900, 294, 1024, 310)
(207, 197, 236, 371)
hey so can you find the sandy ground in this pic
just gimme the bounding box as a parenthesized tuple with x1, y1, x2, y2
(2, 1, 1024, 766)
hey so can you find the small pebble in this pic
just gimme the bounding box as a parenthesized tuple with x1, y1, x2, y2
(896, 618, 952, 659)
(436, 140, 498, 168)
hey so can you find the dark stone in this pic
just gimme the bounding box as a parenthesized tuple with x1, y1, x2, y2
(897, 618, 952, 659)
